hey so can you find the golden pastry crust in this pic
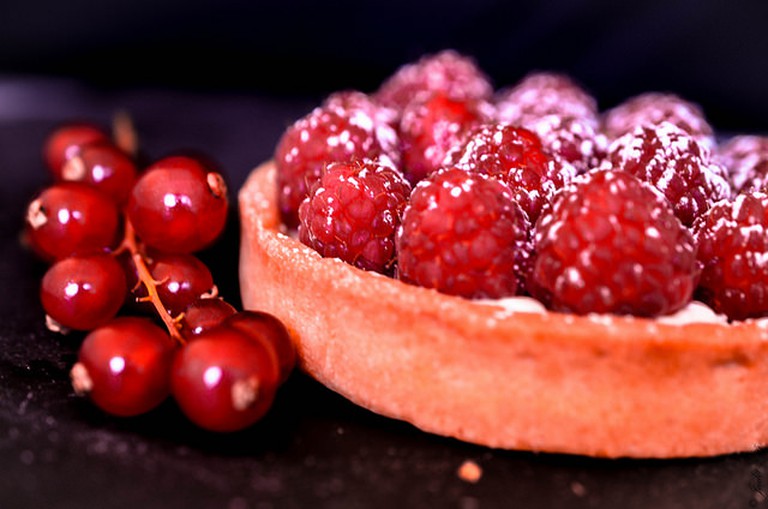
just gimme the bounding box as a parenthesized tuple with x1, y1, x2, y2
(239, 161, 768, 458)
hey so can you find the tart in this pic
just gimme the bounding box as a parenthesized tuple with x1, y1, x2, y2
(239, 160, 768, 459)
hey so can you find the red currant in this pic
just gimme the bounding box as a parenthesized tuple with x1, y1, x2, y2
(26, 183, 121, 261)
(43, 122, 110, 177)
(170, 327, 280, 432)
(60, 142, 138, 204)
(71, 317, 175, 416)
(225, 311, 296, 384)
(179, 298, 237, 339)
(40, 254, 127, 331)
(140, 252, 215, 316)
(127, 155, 228, 254)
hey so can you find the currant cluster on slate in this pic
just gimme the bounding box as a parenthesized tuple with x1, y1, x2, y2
(277, 50, 768, 321)
(26, 120, 295, 431)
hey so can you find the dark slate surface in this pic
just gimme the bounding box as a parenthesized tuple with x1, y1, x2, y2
(1, 78, 767, 509)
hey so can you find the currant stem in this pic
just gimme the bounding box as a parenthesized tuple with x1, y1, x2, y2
(121, 220, 186, 345)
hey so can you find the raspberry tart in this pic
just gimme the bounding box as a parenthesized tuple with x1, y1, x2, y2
(239, 52, 768, 458)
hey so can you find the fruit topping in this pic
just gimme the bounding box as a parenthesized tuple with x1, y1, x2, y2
(528, 170, 698, 316)
(718, 135, 768, 192)
(693, 192, 768, 321)
(375, 50, 493, 114)
(275, 103, 399, 226)
(399, 92, 491, 184)
(447, 123, 572, 224)
(396, 168, 531, 299)
(603, 92, 715, 149)
(607, 122, 731, 227)
(298, 159, 411, 274)
(496, 71, 598, 125)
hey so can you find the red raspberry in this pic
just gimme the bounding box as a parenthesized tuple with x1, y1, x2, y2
(323, 90, 398, 128)
(603, 92, 715, 149)
(692, 192, 768, 321)
(375, 50, 493, 113)
(399, 92, 491, 184)
(495, 72, 598, 125)
(528, 170, 698, 316)
(608, 122, 731, 227)
(396, 168, 531, 299)
(718, 135, 768, 192)
(448, 123, 574, 224)
(298, 159, 411, 274)
(275, 104, 400, 226)
(495, 72, 604, 174)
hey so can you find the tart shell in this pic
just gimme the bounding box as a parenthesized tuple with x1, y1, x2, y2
(239, 161, 768, 458)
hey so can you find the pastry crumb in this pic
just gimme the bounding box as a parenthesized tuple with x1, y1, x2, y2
(457, 459, 482, 483)
(570, 480, 587, 497)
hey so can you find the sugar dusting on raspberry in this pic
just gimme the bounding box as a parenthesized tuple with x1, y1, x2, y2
(693, 192, 768, 321)
(495, 72, 598, 124)
(375, 50, 493, 114)
(397, 168, 531, 299)
(298, 159, 411, 274)
(529, 170, 698, 316)
(718, 135, 768, 192)
(608, 122, 731, 226)
(603, 92, 715, 149)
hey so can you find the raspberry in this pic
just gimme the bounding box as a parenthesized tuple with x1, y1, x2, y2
(528, 170, 698, 316)
(298, 159, 411, 274)
(692, 192, 768, 321)
(520, 115, 607, 174)
(396, 168, 531, 299)
(495, 72, 598, 125)
(275, 103, 400, 226)
(375, 50, 493, 113)
(448, 123, 574, 224)
(399, 92, 491, 184)
(322, 90, 399, 128)
(603, 92, 715, 149)
(718, 135, 768, 192)
(607, 122, 731, 227)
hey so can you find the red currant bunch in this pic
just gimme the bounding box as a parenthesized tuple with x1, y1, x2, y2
(25, 118, 295, 432)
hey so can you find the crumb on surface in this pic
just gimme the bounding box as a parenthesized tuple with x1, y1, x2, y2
(457, 459, 482, 483)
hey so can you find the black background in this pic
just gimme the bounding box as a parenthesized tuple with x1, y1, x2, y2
(2, 1, 768, 508)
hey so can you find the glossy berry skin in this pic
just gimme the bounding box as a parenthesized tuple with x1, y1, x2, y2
(26, 182, 121, 261)
(693, 192, 768, 321)
(225, 311, 296, 384)
(73, 317, 175, 416)
(275, 104, 398, 227)
(60, 142, 138, 204)
(528, 170, 698, 317)
(298, 160, 411, 274)
(41, 254, 127, 330)
(43, 122, 110, 177)
(375, 50, 493, 114)
(448, 123, 569, 224)
(608, 123, 731, 227)
(127, 156, 228, 254)
(397, 168, 531, 299)
(179, 298, 237, 339)
(143, 253, 215, 316)
(171, 326, 280, 432)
